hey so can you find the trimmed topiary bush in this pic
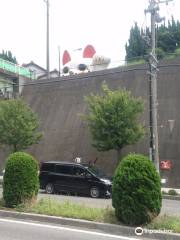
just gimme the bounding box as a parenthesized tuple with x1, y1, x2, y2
(3, 152, 39, 207)
(112, 153, 162, 226)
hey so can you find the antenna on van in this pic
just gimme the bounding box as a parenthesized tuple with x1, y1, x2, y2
(93, 157, 98, 165)
(88, 157, 98, 166)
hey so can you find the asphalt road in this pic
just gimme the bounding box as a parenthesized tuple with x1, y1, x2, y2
(39, 190, 113, 208)
(0, 188, 179, 216)
(0, 218, 140, 240)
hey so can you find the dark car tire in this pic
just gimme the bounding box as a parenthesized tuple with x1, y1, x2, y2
(90, 186, 100, 198)
(45, 183, 54, 194)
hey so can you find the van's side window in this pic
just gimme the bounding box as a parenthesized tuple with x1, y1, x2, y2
(41, 163, 55, 172)
(73, 167, 86, 177)
(56, 165, 73, 175)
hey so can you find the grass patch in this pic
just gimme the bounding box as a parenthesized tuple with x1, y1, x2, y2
(17, 199, 180, 233)
(147, 215, 180, 233)
(163, 54, 177, 60)
(0, 197, 180, 233)
(0, 198, 4, 207)
(17, 198, 118, 224)
(126, 59, 146, 66)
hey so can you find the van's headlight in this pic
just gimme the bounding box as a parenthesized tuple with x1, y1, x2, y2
(101, 178, 111, 185)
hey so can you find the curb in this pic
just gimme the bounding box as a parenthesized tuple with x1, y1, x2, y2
(0, 210, 180, 239)
(163, 195, 180, 201)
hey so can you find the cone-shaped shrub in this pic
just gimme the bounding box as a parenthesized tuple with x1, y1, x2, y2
(112, 154, 162, 226)
(3, 152, 39, 207)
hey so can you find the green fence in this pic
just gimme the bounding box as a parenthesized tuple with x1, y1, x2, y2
(0, 58, 36, 80)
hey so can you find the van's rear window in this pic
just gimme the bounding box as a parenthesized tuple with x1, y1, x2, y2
(56, 165, 73, 175)
(41, 163, 55, 172)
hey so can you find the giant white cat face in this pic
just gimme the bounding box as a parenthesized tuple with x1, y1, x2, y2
(62, 44, 111, 74)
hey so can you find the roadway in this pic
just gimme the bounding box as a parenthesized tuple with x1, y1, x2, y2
(0, 218, 141, 240)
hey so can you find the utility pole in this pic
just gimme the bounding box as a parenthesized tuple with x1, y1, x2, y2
(58, 46, 61, 77)
(145, 0, 173, 173)
(44, 0, 50, 79)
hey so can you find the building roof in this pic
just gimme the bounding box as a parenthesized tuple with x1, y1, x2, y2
(38, 69, 60, 80)
(22, 61, 46, 72)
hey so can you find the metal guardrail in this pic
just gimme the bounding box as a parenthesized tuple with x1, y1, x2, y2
(0, 58, 36, 80)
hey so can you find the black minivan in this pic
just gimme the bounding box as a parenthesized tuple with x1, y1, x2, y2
(39, 161, 112, 198)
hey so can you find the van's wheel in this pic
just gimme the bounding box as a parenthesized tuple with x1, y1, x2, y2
(45, 183, 54, 194)
(90, 186, 100, 198)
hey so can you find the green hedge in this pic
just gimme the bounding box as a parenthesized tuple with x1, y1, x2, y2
(3, 152, 39, 207)
(112, 154, 162, 226)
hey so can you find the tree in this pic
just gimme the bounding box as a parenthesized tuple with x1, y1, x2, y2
(0, 50, 17, 64)
(84, 84, 144, 162)
(125, 23, 148, 61)
(125, 17, 180, 61)
(0, 99, 42, 152)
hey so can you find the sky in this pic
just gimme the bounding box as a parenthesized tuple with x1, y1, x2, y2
(0, 0, 179, 71)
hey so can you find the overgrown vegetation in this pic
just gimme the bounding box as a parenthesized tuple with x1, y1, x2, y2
(3, 152, 39, 207)
(16, 198, 117, 224)
(148, 215, 180, 233)
(112, 154, 162, 226)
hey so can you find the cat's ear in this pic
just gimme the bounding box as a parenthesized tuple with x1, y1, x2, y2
(83, 45, 96, 58)
(62, 50, 71, 65)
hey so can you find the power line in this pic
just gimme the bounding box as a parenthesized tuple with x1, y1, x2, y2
(21, 51, 179, 76)
(0, 49, 179, 92)
(1, 62, 180, 91)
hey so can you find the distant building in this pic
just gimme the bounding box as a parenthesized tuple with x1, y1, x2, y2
(38, 69, 60, 80)
(23, 61, 60, 80)
(0, 58, 38, 98)
(0, 78, 14, 99)
(22, 61, 46, 79)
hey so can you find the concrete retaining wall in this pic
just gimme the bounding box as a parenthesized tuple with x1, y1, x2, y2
(0, 58, 180, 187)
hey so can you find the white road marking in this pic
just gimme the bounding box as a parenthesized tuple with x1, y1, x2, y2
(0, 218, 138, 240)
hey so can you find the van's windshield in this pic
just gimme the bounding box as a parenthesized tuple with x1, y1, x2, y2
(86, 165, 107, 178)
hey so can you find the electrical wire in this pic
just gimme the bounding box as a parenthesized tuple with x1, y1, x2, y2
(18, 51, 178, 76)
(1, 61, 180, 92)
(0, 48, 180, 93)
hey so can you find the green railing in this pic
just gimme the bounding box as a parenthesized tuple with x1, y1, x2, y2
(0, 58, 36, 80)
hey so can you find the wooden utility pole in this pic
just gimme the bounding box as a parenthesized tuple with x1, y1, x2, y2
(145, 0, 173, 172)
